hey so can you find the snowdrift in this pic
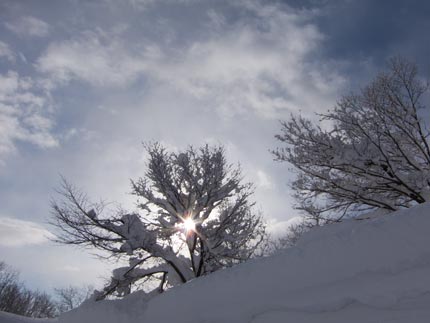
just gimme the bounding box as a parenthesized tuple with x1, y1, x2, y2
(2, 203, 430, 323)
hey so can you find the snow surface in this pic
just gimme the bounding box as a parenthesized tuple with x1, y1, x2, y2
(2, 203, 430, 323)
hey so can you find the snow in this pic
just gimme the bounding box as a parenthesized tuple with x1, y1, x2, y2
(2, 202, 430, 323)
(0, 311, 50, 323)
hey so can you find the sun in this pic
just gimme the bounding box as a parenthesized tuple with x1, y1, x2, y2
(182, 217, 196, 233)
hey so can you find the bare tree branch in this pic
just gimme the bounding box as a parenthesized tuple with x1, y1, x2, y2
(273, 57, 430, 223)
(51, 144, 266, 300)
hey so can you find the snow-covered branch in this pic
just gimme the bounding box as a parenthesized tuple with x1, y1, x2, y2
(274, 58, 430, 223)
(51, 144, 266, 299)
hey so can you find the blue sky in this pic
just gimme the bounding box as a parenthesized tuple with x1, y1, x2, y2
(0, 0, 429, 292)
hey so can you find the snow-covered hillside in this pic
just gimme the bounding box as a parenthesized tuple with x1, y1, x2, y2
(2, 203, 430, 323)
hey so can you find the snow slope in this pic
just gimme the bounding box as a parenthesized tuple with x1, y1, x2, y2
(2, 203, 430, 323)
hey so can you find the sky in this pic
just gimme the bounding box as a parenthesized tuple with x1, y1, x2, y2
(0, 0, 429, 292)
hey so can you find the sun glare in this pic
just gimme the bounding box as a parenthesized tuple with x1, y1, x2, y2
(182, 217, 196, 233)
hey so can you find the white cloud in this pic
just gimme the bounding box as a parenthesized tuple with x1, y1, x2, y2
(0, 41, 15, 62)
(0, 216, 55, 247)
(266, 216, 303, 238)
(127, 0, 155, 10)
(256, 170, 273, 190)
(0, 71, 58, 162)
(37, 30, 149, 87)
(36, 2, 344, 119)
(142, 2, 345, 119)
(60, 265, 81, 272)
(5, 16, 50, 37)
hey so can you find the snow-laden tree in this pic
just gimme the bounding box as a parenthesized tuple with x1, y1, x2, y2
(273, 58, 430, 224)
(51, 144, 266, 299)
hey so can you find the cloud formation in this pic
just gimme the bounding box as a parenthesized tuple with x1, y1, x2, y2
(4, 15, 50, 37)
(145, 3, 336, 119)
(0, 70, 58, 162)
(0, 216, 55, 247)
(37, 29, 148, 87)
(36, 2, 344, 119)
(0, 41, 15, 62)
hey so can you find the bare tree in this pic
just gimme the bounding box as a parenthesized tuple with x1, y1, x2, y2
(29, 292, 57, 318)
(277, 221, 309, 249)
(0, 261, 57, 318)
(55, 285, 94, 313)
(51, 144, 266, 299)
(273, 58, 430, 223)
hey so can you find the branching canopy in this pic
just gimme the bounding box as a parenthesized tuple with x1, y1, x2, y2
(273, 58, 430, 223)
(51, 144, 266, 299)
